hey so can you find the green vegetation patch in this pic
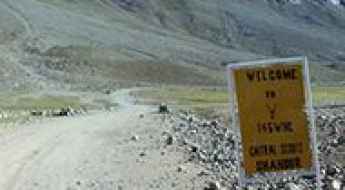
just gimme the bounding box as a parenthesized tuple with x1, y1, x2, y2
(135, 86, 345, 126)
(0, 93, 81, 110)
(135, 86, 228, 106)
(136, 86, 345, 106)
(0, 93, 82, 126)
(14, 96, 81, 110)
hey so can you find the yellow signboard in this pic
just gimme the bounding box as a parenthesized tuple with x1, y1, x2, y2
(231, 62, 313, 175)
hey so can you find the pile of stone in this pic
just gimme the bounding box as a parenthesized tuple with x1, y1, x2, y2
(168, 107, 345, 190)
(315, 107, 345, 190)
(170, 110, 240, 189)
(30, 107, 86, 117)
(316, 107, 345, 155)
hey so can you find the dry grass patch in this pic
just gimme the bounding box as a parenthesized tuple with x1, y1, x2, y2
(313, 86, 345, 105)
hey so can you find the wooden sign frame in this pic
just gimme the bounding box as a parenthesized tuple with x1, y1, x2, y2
(227, 57, 321, 189)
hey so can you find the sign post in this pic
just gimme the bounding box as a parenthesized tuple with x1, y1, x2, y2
(227, 57, 320, 189)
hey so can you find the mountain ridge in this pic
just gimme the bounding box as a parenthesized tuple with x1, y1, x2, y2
(0, 0, 344, 91)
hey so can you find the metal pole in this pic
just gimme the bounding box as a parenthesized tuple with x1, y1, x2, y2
(304, 57, 322, 190)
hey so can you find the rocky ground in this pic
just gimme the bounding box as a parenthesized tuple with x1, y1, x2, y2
(161, 106, 345, 190)
(0, 89, 344, 190)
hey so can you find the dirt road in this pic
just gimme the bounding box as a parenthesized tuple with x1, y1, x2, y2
(0, 90, 204, 190)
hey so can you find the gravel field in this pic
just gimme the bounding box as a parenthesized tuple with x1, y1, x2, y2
(165, 106, 345, 189)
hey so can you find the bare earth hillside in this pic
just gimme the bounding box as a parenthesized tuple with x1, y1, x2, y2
(0, 0, 345, 90)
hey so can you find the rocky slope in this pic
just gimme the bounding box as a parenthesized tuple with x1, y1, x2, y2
(0, 0, 345, 90)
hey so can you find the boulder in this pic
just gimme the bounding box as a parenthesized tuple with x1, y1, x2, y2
(204, 181, 221, 190)
(131, 135, 139, 141)
(166, 135, 174, 145)
(158, 103, 169, 113)
(31, 110, 43, 116)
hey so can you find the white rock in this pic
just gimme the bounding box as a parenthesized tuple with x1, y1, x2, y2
(331, 179, 342, 190)
(285, 183, 301, 190)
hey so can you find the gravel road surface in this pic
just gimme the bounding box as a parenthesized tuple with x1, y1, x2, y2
(0, 89, 205, 190)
